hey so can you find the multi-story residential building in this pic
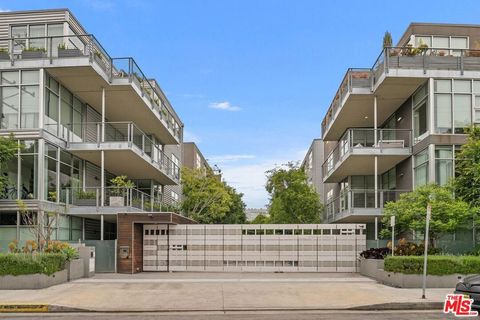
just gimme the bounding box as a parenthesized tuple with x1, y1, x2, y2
(301, 139, 333, 204)
(0, 9, 183, 246)
(319, 23, 480, 241)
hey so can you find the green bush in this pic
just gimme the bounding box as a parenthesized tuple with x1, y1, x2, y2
(0, 253, 67, 276)
(384, 255, 480, 275)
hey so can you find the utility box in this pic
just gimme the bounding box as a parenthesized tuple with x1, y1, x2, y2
(78, 246, 95, 277)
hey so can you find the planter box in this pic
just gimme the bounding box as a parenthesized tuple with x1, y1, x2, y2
(66, 259, 84, 281)
(73, 198, 97, 206)
(109, 196, 124, 206)
(359, 258, 473, 288)
(0, 269, 67, 290)
(58, 48, 82, 58)
(21, 50, 46, 59)
(0, 52, 10, 60)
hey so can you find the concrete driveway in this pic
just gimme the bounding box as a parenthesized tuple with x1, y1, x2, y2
(0, 273, 452, 312)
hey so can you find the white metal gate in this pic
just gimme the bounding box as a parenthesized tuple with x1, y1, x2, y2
(143, 224, 366, 272)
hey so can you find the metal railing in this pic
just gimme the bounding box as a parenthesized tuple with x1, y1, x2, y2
(0, 34, 181, 141)
(60, 187, 163, 212)
(322, 46, 480, 137)
(63, 121, 180, 182)
(325, 189, 410, 222)
(322, 128, 412, 178)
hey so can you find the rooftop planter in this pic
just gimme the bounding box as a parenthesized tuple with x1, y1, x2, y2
(21, 47, 47, 59)
(109, 175, 134, 206)
(73, 190, 96, 206)
(58, 44, 82, 58)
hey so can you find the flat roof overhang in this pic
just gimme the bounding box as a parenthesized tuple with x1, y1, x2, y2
(67, 146, 177, 185)
(1, 58, 178, 145)
(324, 151, 411, 183)
(323, 76, 426, 141)
(328, 208, 383, 223)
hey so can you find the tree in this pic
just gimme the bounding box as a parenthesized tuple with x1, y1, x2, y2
(265, 162, 323, 224)
(180, 167, 232, 223)
(0, 134, 20, 197)
(381, 184, 474, 247)
(454, 126, 480, 210)
(383, 31, 393, 49)
(251, 214, 269, 224)
(222, 185, 247, 224)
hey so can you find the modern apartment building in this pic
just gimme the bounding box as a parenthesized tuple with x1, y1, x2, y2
(0, 9, 184, 246)
(301, 139, 332, 204)
(319, 23, 480, 241)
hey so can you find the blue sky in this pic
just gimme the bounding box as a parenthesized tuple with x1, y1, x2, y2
(3, 0, 480, 207)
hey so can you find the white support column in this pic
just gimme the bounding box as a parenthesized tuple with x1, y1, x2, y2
(375, 216, 379, 247)
(101, 87, 105, 141)
(38, 139, 45, 201)
(38, 69, 45, 129)
(82, 218, 85, 241)
(374, 95, 378, 145)
(100, 214, 104, 241)
(101, 150, 105, 206)
(374, 156, 378, 208)
(428, 78, 435, 135)
(428, 144, 436, 183)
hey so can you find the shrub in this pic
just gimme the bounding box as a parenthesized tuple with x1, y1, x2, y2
(392, 238, 441, 256)
(360, 247, 391, 259)
(384, 255, 480, 275)
(44, 241, 79, 261)
(0, 253, 66, 276)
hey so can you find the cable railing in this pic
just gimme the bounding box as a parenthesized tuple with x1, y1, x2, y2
(322, 45, 480, 137)
(325, 188, 410, 222)
(63, 121, 180, 182)
(0, 34, 181, 141)
(322, 128, 412, 178)
(60, 186, 163, 212)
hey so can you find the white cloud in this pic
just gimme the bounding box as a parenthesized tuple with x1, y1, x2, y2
(0, 8, 11, 12)
(220, 149, 307, 208)
(183, 130, 201, 144)
(207, 154, 255, 163)
(209, 101, 241, 112)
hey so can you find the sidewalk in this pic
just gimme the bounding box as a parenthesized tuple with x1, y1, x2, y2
(0, 273, 451, 312)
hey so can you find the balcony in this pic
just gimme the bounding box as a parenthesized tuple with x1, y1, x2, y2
(322, 128, 412, 183)
(0, 35, 181, 144)
(322, 46, 480, 141)
(325, 189, 409, 223)
(54, 121, 180, 185)
(61, 187, 164, 213)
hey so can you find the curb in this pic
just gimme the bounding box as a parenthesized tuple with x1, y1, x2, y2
(0, 302, 444, 313)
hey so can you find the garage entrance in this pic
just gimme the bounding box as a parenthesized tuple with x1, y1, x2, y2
(143, 224, 366, 272)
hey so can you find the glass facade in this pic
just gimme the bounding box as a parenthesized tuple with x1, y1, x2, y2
(434, 79, 476, 134)
(413, 83, 428, 141)
(414, 149, 429, 187)
(435, 146, 453, 185)
(0, 70, 40, 129)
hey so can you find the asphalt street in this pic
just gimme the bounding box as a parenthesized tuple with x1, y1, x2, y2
(0, 311, 457, 320)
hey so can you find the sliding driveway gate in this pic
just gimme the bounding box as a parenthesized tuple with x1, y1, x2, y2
(143, 224, 366, 272)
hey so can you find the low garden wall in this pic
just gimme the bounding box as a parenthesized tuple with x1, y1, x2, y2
(360, 256, 480, 288)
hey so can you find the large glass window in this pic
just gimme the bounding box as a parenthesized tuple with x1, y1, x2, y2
(435, 146, 453, 185)
(0, 70, 39, 129)
(414, 149, 429, 187)
(413, 83, 428, 142)
(381, 168, 396, 190)
(434, 79, 474, 134)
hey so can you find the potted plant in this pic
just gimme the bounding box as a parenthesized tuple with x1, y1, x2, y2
(109, 175, 134, 206)
(0, 47, 9, 60)
(47, 191, 57, 202)
(22, 46, 47, 59)
(57, 43, 82, 58)
(73, 190, 96, 206)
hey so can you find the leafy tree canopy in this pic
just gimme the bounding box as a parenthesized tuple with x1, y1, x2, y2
(265, 162, 323, 224)
(0, 134, 21, 196)
(381, 184, 474, 246)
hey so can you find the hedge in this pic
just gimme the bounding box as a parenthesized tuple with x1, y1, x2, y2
(384, 255, 480, 275)
(0, 253, 67, 276)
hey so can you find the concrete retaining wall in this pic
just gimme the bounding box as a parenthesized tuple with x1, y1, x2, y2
(359, 258, 469, 288)
(0, 270, 68, 290)
(67, 259, 84, 281)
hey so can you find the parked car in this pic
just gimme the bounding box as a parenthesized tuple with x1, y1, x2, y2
(454, 275, 480, 310)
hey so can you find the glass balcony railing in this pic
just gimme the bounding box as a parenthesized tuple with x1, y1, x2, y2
(322, 46, 480, 137)
(0, 34, 181, 141)
(60, 186, 163, 212)
(322, 128, 412, 179)
(325, 189, 410, 222)
(56, 121, 180, 182)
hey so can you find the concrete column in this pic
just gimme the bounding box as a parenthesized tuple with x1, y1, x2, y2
(375, 216, 379, 247)
(37, 139, 45, 201)
(428, 144, 436, 183)
(38, 69, 45, 129)
(374, 156, 378, 208)
(82, 218, 85, 241)
(101, 150, 105, 206)
(374, 95, 378, 145)
(101, 87, 105, 141)
(100, 214, 104, 241)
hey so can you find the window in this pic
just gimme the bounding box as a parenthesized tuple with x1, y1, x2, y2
(413, 83, 428, 141)
(435, 146, 453, 186)
(381, 168, 396, 190)
(413, 35, 468, 56)
(414, 149, 429, 187)
(171, 191, 179, 203)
